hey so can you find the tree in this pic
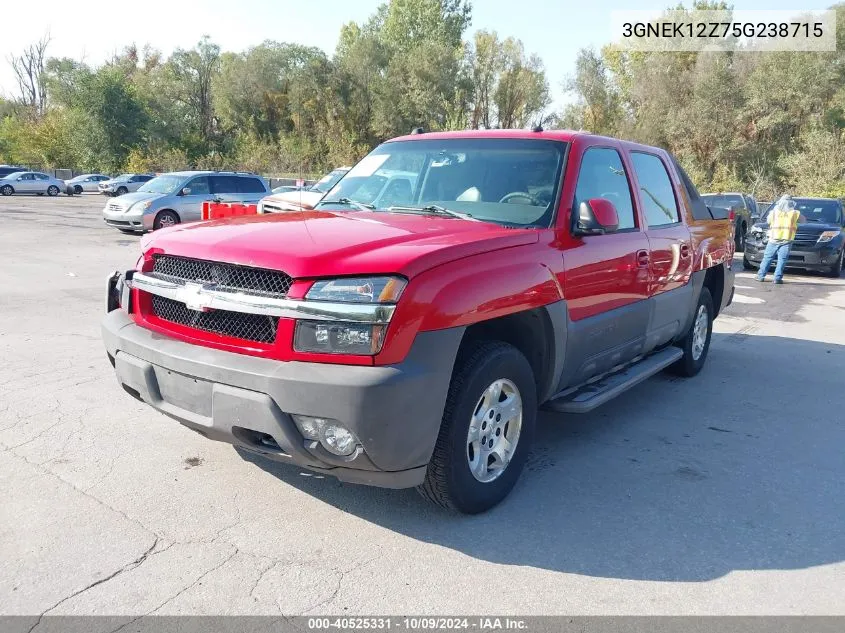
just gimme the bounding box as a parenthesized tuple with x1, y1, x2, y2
(494, 40, 550, 128)
(166, 37, 221, 152)
(466, 31, 551, 130)
(561, 48, 620, 135)
(8, 34, 51, 117)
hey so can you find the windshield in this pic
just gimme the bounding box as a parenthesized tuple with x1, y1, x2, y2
(2, 171, 25, 180)
(792, 199, 843, 224)
(138, 175, 184, 195)
(702, 194, 744, 210)
(319, 138, 566, 227)
(310, 169, 348, 193)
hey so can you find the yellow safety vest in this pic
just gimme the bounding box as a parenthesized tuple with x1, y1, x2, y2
(768, 209, 800, 241)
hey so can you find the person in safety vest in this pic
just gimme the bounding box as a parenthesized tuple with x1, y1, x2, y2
(756, 195, 806, 284)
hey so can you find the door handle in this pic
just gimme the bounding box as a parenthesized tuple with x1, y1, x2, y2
(680, 243, 691, 258)
(636, 250, 650, 268)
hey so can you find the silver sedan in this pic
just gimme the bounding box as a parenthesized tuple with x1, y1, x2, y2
(0, 171, 66, 197)
(65, 173, 110, 194)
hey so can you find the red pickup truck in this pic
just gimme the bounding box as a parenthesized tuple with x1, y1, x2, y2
(103, 129, 735, 513)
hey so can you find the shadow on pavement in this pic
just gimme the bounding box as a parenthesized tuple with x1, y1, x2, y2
(239, 333, 845, 582)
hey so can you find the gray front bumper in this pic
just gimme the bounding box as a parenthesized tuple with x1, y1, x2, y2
(744, 241, 840, 268)
(102, 310, 463, 488)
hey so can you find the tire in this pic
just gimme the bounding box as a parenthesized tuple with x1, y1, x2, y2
(826, 249, 844, 278)
(153, 210, 180, 230)
(0, 185, 12, 196)
(74, 185, 83, 195)
(742, 256, 757, 271)
(670, 287, 714, 378)
(735, 221, 747, 252)
(47, 185, 59, 197)
(116, 186, 128, 196)
(417, 341, 537, 514)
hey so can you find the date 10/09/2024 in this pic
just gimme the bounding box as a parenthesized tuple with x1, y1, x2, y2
(307, 617, 528, 631)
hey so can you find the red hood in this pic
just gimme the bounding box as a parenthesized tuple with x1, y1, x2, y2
(141, 210, 538, 279)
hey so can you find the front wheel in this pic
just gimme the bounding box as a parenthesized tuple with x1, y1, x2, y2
(153, 210, 180, 230)
(743, 256, 757, 271)
(47, 185, 59, 197)
(670, 287, 713, 378)
(116, 186, 128, 196)
(0, 185, 12, 196)
(417, 341, 536, 514)
(73, 185, 83, 195)
(826, 249, 844, 278)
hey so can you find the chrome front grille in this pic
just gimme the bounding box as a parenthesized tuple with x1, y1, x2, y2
(107, 202, 124, 213)
(151, 255, 292, 298)
(151, 295, 279, 343)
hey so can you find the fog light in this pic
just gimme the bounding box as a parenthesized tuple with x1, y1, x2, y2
(291, 415, 359, 457)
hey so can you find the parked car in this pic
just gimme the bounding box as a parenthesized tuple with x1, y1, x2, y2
(744, 197, 844, 277)
(65, 173, 111, 194)
(0, 165, 28, 179)
(258, 167, 350, 213)
(701, 192, 755, 251)
(99, 174, 155, 196)
(102, 129, 735, 513)
(0, 171, 66, 197)
(102, 171, 270, 233)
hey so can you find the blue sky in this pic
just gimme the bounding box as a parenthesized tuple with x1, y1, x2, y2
(0, 0, 834, 111)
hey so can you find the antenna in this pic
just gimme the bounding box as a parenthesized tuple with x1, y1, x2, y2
(410, 127, 425, 135)
(532, 125, 544, 133)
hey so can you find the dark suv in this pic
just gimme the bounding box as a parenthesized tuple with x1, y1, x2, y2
(701, 192, 756, 251)
(0, 165, 28, 178)
(744, 197, 845, 278)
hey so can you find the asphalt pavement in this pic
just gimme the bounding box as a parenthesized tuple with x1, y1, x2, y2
(1, 193, 844, 622)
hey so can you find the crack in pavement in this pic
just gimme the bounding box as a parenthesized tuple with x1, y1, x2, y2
(26, 538, 159, 633)
(107, 547, 241, 632)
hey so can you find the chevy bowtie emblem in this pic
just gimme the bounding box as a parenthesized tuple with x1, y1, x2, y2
(179, 282, 214, 312)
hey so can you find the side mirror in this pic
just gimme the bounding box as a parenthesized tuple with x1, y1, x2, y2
(180, 187, 191, 196)
(17, 177, 24, 181)
(573, 198, 619, 236)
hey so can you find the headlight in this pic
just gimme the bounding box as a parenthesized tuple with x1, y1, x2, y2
(306, 276, 406, 304)
(294, 321, 387, 355)
(132, 200, 153, 212)
(818, 230, 841, 243)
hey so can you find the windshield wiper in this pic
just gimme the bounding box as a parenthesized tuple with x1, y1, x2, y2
(385, 204, 479, 221)
(316, 197, 375, 212)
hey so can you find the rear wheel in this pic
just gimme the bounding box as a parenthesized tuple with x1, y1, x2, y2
(417, 341, 536, 514)
(735, 221, 747, 252)
(153, 210, 180, 230)
(47, 185, 59, 197)
(826, 249, 844, 278)
(670, 287, 713, 378)
(116, 186, 128, 196)
(0, 185, 12, 196)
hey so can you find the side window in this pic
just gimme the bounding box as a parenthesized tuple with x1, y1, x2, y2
(573, 147, 637, 231)
(238, 177, 267, 194)
(630, 152, 680, 227)
(35, 173, 50, 181)
(210, 175, 238, 194)
(185, 176, 210, 195)
(671, 156, 711, 221)
(22, 173, 35, 181)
